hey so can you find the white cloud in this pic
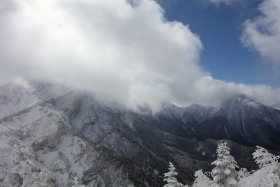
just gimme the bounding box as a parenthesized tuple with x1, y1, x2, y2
(0, 0, 280, 111)
(242, 0, 280, 65)
(0, 0, 203, 111)
(205, 0, 241, 6)
(190, 76, 280, 107)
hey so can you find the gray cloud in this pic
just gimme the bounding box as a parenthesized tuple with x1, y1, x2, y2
(0, 0, 280, 111)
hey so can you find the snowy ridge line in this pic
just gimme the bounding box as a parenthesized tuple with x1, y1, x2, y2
(0, 98, 54, 123)
(194, 108, 220, 129)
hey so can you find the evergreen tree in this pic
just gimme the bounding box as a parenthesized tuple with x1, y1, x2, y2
(72, 177, 85, 187)
(253, 146, 280, 168)
(247, 146, 280, 187)
(192, 170, 211, 187)
(211, 142, 238, 187)
(237, 168, 250, 180)
(163, 162, 183, 187)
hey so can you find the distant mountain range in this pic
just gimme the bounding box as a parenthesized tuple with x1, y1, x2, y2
(195, 95, 280, 149)
(0, 82, 279, 186)
(157, 94, 280, 149)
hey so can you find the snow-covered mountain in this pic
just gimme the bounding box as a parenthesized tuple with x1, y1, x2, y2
(0, 83, 134, 187)
(196, 95, 280, 149)
(0, 82, 279, 186)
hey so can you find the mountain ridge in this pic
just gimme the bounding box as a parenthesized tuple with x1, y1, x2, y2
(195, 95, 280, 149)
(0, 82, 280, 186)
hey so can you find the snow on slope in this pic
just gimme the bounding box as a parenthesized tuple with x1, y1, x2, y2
(0, 83, 134, 187)
(2, 82, 280, 186)
(0, 83, 40, 118)
(196, 95, 280, 149)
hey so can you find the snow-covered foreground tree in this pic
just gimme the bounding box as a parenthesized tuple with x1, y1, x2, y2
(163, 142, 280, 187)
(72, 177, 85, 187)
(211, 142, 239, 187)
(253, 146, 280, 168)
(238, 146, 280, 187)
(192, 170, 211, 187)
(163, 162, 185, 187)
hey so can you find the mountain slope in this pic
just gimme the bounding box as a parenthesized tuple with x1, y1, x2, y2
(0, 84, 134, 187)
(195, 95, 280, 149)
(0, 83, 279, 186)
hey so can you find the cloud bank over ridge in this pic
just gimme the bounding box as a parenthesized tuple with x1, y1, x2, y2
(0, 0, 280, 111)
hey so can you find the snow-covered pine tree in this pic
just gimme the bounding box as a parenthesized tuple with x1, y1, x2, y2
(211, 142, 239, 187)
(253, 146, 280, 168)
(238, 146, 280, 187)
(72, 177, 85, 187)
(163, 162, 184, 187)
(192, 170, 211, 187)
(250, 146, 280, 187)
(237, 168, 250, 180)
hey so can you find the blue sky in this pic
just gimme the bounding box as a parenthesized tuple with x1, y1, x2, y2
(157, 0, 280, 87)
